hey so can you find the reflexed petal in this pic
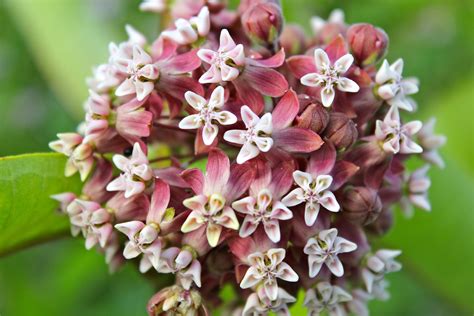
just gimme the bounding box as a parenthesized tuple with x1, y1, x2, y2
(178, 114, 202, 130)
(197, 48, 217, 63)
(314, 48, 330, 71)
(184, 91, 207, 110)
(239, 216, 259, 238)
(300, 73, 321, 87)
(305, 202, 320, 226)
(337, 77, 359, 93)
(220, 63, 240, 81)
(334, 54, 354, 73)
(199, 64, 221, 83)
(181, 210, 205, 233)
(115, 220, 145, 240)
(321, 86, 336, 107)
(123, 241, 141, 259)
(281, 188, 305, 207)
(287, 55, 317, 79)
(115, 78, 136, 96)
(271, 89, 299, 130)
(318, 191, 340, 213)
(206, 222, 223, 247)
(273, 127, 323, 153)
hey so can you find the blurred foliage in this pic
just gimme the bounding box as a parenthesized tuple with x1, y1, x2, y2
(0, 0, 473, 315)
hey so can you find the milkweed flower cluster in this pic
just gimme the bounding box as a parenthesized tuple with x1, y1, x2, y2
(50, 1, 445, 315)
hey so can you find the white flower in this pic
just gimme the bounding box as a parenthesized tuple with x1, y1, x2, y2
(347, 289, 371, 316)
(301, 48, 359, 107)
(243, 287, 296, 316)
(362, 249, 401, 294)
(224, 105, 273, 164)
(158, 247, 202, 290)
(240, 248, 299, 301)
(87, 63, 121, 93)
(163, 6, 210, 45)
(197, 29, 245, 83)
(418, 118, 447, 168)
(303, 228, 357, 277)
(106, 143, 153, 198)
(375, 105, 423, 154)
(115, 45, 159, 101)
(400, 165, 432, 217)
(179, 86, 237, 145)
(115, 221, 162, 273)
(282, 171, 340, 226)
(311, 9, 345, 35)
(304, 282, 352, 316)
(139, 0, 166, 13)
(376, 59, 419, 112)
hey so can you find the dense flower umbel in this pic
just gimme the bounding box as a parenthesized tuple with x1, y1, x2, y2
(50, 1, 445, 315)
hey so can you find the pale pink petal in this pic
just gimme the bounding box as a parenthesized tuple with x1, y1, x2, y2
(282, 188, 305, 207)
(264, 220, 281, 242)
(123, 241, 141, 259)
(227, 44, 245, 66)
(375, 60, 395, 84)
(300, 73, 321, 87)
(334, 54, 354, 73)
(277, 262, 299, 282)
(219, 29, 236, 52)
(199, 65, 221, 83)
(197, 48, 217, 63)
(337, 77, 360, 93)
(236, 142, 260, 164)
(184, 91, 207, 110)
(293, 171, 313, 189)
(208, 86, 225, 109)
(220, 63, 240, 82)
(318, 191, 340, 213)
(315, 175, 333, 193)
(326, 255, 344, 277)
(314, 48, 330, 71)
(264, 280, 279, 301)
(214, 111, 237, 125)
(239, 216, 259, 238)
(240, 266, 262, 289)
(308, 257, 323, 278)
(223, 129, 246, 145)
(241, 105, 260, 127)
(321, 86, 336, 107)
(215, 206, 240, 230)
(270, 202, 293, 220)
(206, 222, 223, 247)
(232, 196, 256, 214)
(181, 210, 205, 233)
(179, 114, 202, 130)
(106, 176, 127, 192)
(305, 202, 320, 226)
(391, 58, 404, 75)
(202, 123, 219, 145)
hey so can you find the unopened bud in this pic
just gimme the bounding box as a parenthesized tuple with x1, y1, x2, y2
(367, 208, 394, 236)
(296, 103, 330, 134)
(279, 24, 306, 55)
(341, 186, 382, 225)
(241, 2, 283, 45)
(324, 112, 358, 150)
(347, 23, 388, 67)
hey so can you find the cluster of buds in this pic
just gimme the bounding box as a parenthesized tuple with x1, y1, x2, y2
(50, 2, 445, 315)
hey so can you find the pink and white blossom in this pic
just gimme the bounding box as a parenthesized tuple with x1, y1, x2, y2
(362, 249, 401, 294)
(158, 247, 202, 290)
(163, 6, 210, 45)
(242, 286, 296, 316)
(301, 48, 359, 107)
(376, 59, 419, 112)
(418, 118, 446, 168)
(400, 165, 432, 217)
(179, 86, 237, 145)
(375, 106, 423, 154)
(107, 142, 153, 198)
(304, 282, 353, 316)
(303, 228, 357, 277)
(240, 248, 299, 301)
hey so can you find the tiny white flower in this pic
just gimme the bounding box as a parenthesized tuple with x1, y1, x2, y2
(301, 48, 359, 107)
(311, 9, 345, 35)
(115, 45, 159, 101)
(179, 86, 237, 145)
(240, 248, 299, 301)
(304, 282, 352, 316)
(224, 105, 273, 164)
(106, 143, 153, 198)
(242, 287, 296, 316)
(375, 106, 423, 154)
(282, 171, 340, 226)
(158, 247, 202, 290)
(418, 118, 447, 168)
(139, 0, 166, 13)
(376, 59, 419, 112)
(362, 249, 401, 294)
(304, 228, 357, 277)
(162, 6, 210, 45)
(400, 165, 432, 217)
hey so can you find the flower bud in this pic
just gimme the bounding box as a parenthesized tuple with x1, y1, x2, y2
(367, 208, 394, 236)
(347, 23, 388, 67)
(323, 112, 358, 150)
(279, 24, 306, 55)
(296, 103, 330, 134)
(241, 2, 284, 45)
(341, 186, 382, 225)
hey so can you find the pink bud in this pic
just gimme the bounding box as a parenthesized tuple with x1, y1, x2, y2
(341, 187, 382, 225)
(347, 23, 388, 67)
(296, 103, 330, 134)
(241, 2, 283, 45)
(323, 113, 358, 150)
(279, 24, 306, 55)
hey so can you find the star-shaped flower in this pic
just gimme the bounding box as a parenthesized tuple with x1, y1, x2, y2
(418, 118, 447, 168)
(224, 105, 273, 164)
(362, 249, 401, 294)
(158, 247, 202, 290)
(303, 228, 357, 277)
(375, 106, 423, 154)
(197, 29, 245, 83)
(162, 6, 210, 45)
(240, 248, 299, 301)
(107, 142, 153, 198)
(300, 48, 359, 107)
(376, 58, 419, 112)
(304, 282, 353, 316)
(400, 165, 431, 217)
(115, 45, 159, 101)
(242, 286, 296, 316)
(282, 171, 340, 226)
(179, 86, 237, 145)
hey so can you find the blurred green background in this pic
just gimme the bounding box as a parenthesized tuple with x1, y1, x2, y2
(0, 0, 473, 315)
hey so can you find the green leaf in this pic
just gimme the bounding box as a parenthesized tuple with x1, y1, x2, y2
(0, 153, 82, 256)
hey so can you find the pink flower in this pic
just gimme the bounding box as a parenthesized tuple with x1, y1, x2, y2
(232, 160, 294, 242)
(303, 228, 357, 277)
(179, 86, 237, 145)
(240, 248, 299, 301)
(300, 48, 359, 107)
(115, 45, 160, 101)
(180, 149, 254, 247)
(115, 179, 175, 273)
(107, 142, 153, 198)
(162, 6, 210, 45)
(158, 247, 202, 290)
(84, 90, 111, 142)
(375, 106, 423, 154)
(115, 97, 153, 145)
